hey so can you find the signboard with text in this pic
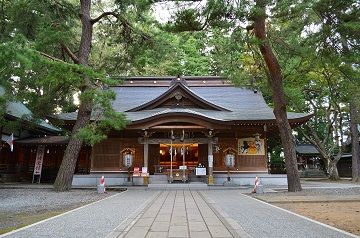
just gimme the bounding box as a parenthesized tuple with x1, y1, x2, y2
(34, 145, 45, 176)
(196, 168, 206, 176)
(32, 145, 45, 183)
(208, 155, 213, 168)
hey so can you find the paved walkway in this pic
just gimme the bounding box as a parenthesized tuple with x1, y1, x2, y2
(1, 190, 159, 238)
(107, 190, 237, 238)
(2, 189, 357, 238)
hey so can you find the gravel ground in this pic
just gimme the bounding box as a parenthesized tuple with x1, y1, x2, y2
(0, 189, 117, 214)
(257, 187, 360, 196)
(0, 188, 117, 233)
(249, 187, 360, 204)
(203, 190, 354, 238)
(3, 190, 159, 238)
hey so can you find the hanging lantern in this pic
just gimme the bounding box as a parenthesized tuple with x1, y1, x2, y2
(224, 153, 235, 167)
(123, 153, 134, 168)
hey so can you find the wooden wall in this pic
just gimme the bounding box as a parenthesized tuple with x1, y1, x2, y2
(91, 136, 268, 173)
(149, 144, 160, 174)
(91, 138, 144, 171)
(2, 145, 91, 183)
(213, 137, 268, 171)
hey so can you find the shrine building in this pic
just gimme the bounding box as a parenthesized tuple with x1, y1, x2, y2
(18, 76, 311, 186)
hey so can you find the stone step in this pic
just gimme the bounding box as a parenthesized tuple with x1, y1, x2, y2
(147, 183, 208, 190)
(149, 175, 168, 181)
(149, 180, 168, 184)
(149, 175, 168, 184)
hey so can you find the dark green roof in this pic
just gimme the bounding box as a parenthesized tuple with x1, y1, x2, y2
(1, 87, 61, 133)
(296, 144, 320, 155)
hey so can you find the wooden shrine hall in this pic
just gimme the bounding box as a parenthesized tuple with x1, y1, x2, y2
(53, 76, 311, 186)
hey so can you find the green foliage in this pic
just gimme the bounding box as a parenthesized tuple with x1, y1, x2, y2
(0, 36, 90, 117)
(76, 89, 128, 145)
(0, 93, 6, 126)
(1, 0, 358, 151)
(0, 0, 127, 145)
(163, 8, 203, 32)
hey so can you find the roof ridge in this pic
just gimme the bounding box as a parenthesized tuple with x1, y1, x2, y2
(125, 81, 232, 112)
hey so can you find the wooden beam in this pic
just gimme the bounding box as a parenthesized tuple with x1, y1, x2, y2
(138, 137, 218, 145)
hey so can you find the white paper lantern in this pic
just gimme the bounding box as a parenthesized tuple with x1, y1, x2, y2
(123, 153, 134, 168)
(224, 153, 235, 167)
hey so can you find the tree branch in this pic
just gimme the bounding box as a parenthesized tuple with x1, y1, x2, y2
(38, 51, 66, 63)
(91, 11, 117, 25)
(302, 124, 329, 158)
(90, 12, 152, 42)
(61, 43, 79, 64)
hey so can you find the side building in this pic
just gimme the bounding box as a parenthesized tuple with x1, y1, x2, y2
(0, 87, 61, 182)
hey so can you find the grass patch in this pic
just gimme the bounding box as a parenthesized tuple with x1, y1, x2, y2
(0, 209, 70, 235)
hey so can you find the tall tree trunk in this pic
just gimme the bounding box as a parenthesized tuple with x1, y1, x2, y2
(350, 100, 359, 182)
(0, 126, 3, 161)
(328, 159, 340, 180)
(253, 0, 301, 192)
(54, 0, 94, 191)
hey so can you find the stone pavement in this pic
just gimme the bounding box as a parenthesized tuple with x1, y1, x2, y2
(106, 189, 358, 238)
(107, 190, 237, 238)
(2, 189, 358, 238)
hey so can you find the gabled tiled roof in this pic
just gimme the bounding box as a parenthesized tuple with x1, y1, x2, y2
(126, 82, 230, 112)
(54, 76, 311, 124)
(296, 144, 320, 155)
(1, 87, 61, 133)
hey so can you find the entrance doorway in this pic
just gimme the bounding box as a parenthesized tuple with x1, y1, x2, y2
(156, 143, 199, 173)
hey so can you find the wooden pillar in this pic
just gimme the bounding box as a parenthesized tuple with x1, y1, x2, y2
(143, 131, 149, 168)
(208, 142, 214, 184)
(207, 130, 214, 185)
(144, 139, 149, 168)
(264, 124, 268, 173)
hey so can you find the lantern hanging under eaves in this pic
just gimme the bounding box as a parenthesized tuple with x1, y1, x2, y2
(123, 153, 134, 168)
(224, 153, 235, 168)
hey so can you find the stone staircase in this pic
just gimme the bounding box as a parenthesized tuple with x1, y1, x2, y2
(147, 182, 208, 190)
(299, 168, 327, 178)
(188, 174, 207, 183)
(148, 174, 208, 189)
(149, 174, 168, 184)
